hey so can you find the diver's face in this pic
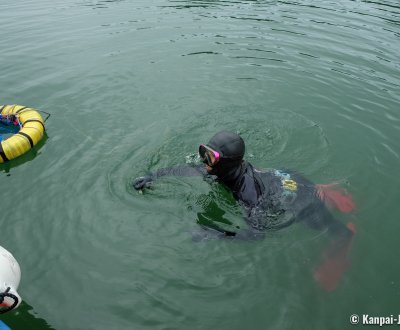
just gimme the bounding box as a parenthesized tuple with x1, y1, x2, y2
(205, 164, 213, 173)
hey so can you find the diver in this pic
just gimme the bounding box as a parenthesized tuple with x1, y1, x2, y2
(133, 131, 356, 291)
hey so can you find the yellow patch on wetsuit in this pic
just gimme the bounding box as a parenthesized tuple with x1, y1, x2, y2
(274, 170, 298, 194)
(282, 179, 297, 191)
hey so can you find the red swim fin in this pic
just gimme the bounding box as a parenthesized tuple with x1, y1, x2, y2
(313, 222, 356, 291)
(316, 184, 356, 213)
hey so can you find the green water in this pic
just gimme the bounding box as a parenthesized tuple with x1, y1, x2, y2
(1, 0, 399, 329)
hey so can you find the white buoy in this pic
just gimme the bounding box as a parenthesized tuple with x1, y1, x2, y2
(0, 245, 21, 313)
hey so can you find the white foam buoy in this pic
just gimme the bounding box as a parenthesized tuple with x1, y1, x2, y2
(0, 245, 21, 314)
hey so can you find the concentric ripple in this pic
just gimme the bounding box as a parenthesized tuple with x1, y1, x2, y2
(0, 0, 399, 329)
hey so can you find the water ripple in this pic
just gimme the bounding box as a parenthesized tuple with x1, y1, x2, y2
(1, 0, 400, 329)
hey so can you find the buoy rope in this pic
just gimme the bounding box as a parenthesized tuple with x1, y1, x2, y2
(13, 107, 51, 122)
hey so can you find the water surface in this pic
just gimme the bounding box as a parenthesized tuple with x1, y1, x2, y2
(1, 0, 399, 329)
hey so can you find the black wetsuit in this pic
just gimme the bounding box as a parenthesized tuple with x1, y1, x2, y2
(134, 131, 355, 290)
(151, 161, 353, 239)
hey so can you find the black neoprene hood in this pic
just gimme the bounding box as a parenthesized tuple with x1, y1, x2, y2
(207, 131, 245, 160)
(205, 131, 246, 183)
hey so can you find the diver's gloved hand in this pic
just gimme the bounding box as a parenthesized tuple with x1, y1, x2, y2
(132, 175, 153, 190)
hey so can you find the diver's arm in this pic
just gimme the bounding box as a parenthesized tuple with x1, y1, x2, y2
(133, 165, 208, 190)
(194, 222, 265, 241)
(153, 165, 207, 178)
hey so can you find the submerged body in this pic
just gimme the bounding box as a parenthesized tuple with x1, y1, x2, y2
(143, 162, 353, 239)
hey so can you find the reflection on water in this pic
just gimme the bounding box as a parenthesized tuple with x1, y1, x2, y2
(165, 0, 228, 9)
(168, 0, 400, 25)
(1, 301, 54, 330)
(79, 0, 126, 9)
(0, 135, 48, 174)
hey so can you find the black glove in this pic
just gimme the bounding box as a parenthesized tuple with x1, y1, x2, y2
(132, 175, 153, 190)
